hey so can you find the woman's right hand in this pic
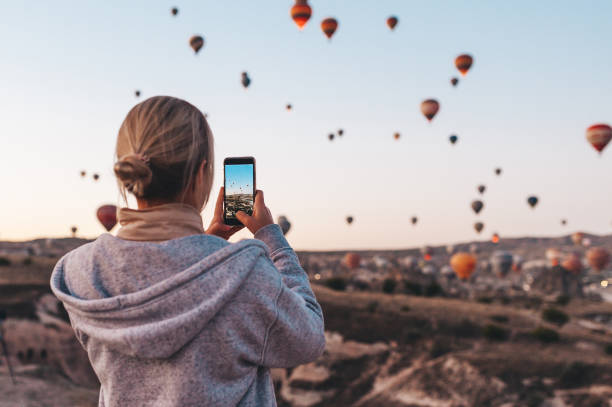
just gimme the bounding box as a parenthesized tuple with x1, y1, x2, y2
(236, 190, 274, 235)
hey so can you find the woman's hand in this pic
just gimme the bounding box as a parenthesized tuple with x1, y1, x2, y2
(236, 190, 274, 235)
(205, 187, 244, 240)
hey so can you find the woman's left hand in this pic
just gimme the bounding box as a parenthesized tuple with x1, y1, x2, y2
(205, 187, 244, 240)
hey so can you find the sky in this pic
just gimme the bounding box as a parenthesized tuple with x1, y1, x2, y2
(0, 1, 611, 250)
(225, 164, 254, 195)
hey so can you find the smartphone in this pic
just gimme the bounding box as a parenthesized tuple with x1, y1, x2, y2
(224, 157, 256, 225)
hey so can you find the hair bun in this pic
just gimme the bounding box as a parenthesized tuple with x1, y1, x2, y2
(113, 155, 153, 198)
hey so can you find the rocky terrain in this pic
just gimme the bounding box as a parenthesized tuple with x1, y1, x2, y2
(1, 235, 612, 406)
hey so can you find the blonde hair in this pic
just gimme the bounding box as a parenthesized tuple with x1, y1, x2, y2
(113, 96, 214, 206)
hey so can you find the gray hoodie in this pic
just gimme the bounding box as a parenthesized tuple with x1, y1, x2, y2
(50, 224, 325, 406)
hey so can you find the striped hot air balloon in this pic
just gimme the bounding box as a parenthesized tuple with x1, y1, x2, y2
(290, 0, 312, 30)
(455, 54, 473, 76)
(321, 18, 338, 39)
(586, 124, 612, 154)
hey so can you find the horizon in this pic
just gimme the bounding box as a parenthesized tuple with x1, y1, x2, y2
(1, 1, 611, 250)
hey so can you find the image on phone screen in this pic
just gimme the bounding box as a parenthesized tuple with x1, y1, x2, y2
(224, 162, 254, 224)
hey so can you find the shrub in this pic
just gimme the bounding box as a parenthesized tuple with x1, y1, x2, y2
(430, 339, 452, 358)
(490, 314, 509, 324)
(403, 281, 422, 296)
(556, 295, 571, 306)
(366, 301, 379, 313)
(325, 277, 346, 291)
(0, 257, 11, 266)
(559, 362, 591, 389)
(542, 307, 569, 326)
(424, 282, 443, 297)
(482, 324, 509, 341)
(532, 327, 560, 343)
(476, 296, 493, 304)
(604, 344, 612, 355)
(22, 257, 33, 266)
(382, 278, 397, 294)
(400, 305, 411, 312)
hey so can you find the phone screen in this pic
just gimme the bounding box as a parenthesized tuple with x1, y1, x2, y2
(224, 161, 255, 224)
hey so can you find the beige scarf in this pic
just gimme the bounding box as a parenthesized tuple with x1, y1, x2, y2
(117, 203, 205, 242)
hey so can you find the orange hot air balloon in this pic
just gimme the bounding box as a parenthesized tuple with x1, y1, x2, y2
(586, 124, 612, 154)
(561, 253, 583, 274)
(421, 246, 433, 261)
(545, 248, 562, 267)
(455, 54, 473, 76)
(290, 0, 312, 30)
(450, 252, 477, 280)
(344, 252, 361, 269)
(321, 18, 338, 39)
(586, 247, 610, 272)
(189, 35, 204, 54)
(491, 233, 500, 244)
(97, 205, 118, 232)
(394, 132, 400, 140)
(420, 99, 439, 122)
(571, 232, 585, 246)
(386, 16, 398, 30)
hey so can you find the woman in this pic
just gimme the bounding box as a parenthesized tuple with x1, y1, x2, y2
(50, 96, 325, 406)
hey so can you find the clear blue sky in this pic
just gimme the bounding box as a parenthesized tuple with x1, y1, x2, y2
(225, 164, 254, 195)
(1, 1, 611, 250)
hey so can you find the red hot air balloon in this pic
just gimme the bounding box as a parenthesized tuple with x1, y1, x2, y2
(171, 7, 178, 16)
(386, 16, 398, 30)
(586, 247, 610, 272)
(455, 54, 473, 76)
(189, 35, 204, 54)
(291, 0, 312, 30)
(394, 132, 400, 140)
(561, 253, 583, 274)
(344, 252, 361, 269)
(97, 205, 118, 232)
(321, 18, 338, 39)
(586, 124, 612, 154)
(420, 99, 439, 122)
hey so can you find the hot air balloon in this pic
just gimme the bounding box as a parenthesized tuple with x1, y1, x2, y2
(586, 124, 612, 154)
(494, 168, 502, 176)
(97, 205, 117, 232)
(474, 222, 484, 234)
(421, 246, 434, 261)
(290, 0, 312, 30)
(450, 252, 477, 280)
(471, 200, 484, 215)
(420, 99, 439, 122)
(477, 185, 486, 194)
(344, 252, 361, 269)
(134, 90, 141, 98)
(446, 244, 456, 255)
(70, 226, 77, 237)
(582, 237, 592, 247)
(321, 18, 338, 39)
(450, 77, 459, 87)
(561, 253, 583, 274)
(286, 104, 292, 111)
(469, 243, 479, 254)
(586, 247, 610, 272)
(411, 216, 418, 225)
(277, 215, 291, 235)
(394, 132, 400, 140)
(571, 232, 585, 246)
(491, 233, 500, 244)
(346, 216, 353, 225)
(338, 129, 344, 136)
(512, 255, 524, 272)
(527, 196, 538, 208)
(449, 134, 458, 145)
(546, 248, 563, 267)
(561, 219, 567, 226)
(80, 170, 86, 178)
(386, 16, 398, 30)
(328, 133, 334, 141)
(171, 7, 178, 16)
(455, 54, 473, 76)
(93, 173, 100, 181)
(491, 251, 513, 277)
(189, 35, 204, 54)
(241, 72, 251, 88)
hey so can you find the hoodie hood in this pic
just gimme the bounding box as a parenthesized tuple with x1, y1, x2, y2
(50, 234, 270, 359)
